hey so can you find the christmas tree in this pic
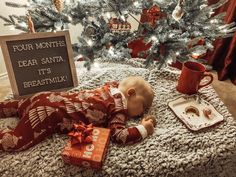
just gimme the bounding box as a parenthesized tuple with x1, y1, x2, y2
(0, 0, 235, 69)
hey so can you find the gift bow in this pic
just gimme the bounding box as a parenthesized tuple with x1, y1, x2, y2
(68, 123, 94, 146)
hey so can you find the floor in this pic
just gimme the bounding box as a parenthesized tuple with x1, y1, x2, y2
(0, 71, 236, 120)
(210, 71, 236, 120)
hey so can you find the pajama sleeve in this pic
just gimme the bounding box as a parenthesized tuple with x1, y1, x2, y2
(108, 112, 148, 145)
(105, 84, 148, 145)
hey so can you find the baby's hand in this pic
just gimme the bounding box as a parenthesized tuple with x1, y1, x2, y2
(141, 116, 156, 135)
(143, 115, 157, 127)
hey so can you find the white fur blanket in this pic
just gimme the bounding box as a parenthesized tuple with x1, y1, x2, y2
(0, 58, 236, 177)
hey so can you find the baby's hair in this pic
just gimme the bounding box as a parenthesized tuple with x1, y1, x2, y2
(118, 76, 155, 109)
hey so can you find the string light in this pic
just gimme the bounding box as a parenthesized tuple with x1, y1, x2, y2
(133, 1, 140, 7)
(210, 19, 218, 24)
(93, 62, 100, 68)
(167, 59, 173, 64)
(106, 12, 111, 19)
(151, 36, 158, 41)
(2, 0, 235, 71)
(222, 29, 228, 33)
(209, 11, 214, 16)
(200, 4, 207, 9)
(108, 47, 114, 55)
(87, 39, 93, 46)
(120, 15, 126, 21)
(67, 15, 72, 21)
(218, 25, 226, 30)
(169, 33, 175, 38)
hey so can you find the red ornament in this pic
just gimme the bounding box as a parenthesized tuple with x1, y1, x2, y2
(146, 5, 166, 27)
(128, 38, 152, 58)
(139, 5, 166, 27)
(128, 5, 166, 59)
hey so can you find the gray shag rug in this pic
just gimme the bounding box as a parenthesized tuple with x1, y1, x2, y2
(1, 58, 236, 177)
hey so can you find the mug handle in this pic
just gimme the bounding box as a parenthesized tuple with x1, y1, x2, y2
(199, 73, 214, 89)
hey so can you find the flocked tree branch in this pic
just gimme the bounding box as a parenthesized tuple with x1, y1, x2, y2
(0, 0, 235, 69)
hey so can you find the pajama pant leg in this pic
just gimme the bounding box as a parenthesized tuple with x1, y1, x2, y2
(0, 105, 66, 152)
(0, 100, 19, 118)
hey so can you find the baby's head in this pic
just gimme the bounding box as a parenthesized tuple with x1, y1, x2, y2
(118, 76, 154, 118)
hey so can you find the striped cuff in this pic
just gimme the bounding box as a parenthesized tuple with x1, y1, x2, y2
(135, 125, 148, 139)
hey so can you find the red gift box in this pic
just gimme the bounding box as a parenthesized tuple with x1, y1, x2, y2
(62, 125, 110, 169)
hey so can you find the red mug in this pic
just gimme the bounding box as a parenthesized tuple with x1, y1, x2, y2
(177, 61, 213, 95)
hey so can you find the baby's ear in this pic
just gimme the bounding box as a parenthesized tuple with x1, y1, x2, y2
(127, 88, 136, 97)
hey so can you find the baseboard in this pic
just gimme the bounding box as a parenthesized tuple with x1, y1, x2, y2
(0, 72, 7, 79)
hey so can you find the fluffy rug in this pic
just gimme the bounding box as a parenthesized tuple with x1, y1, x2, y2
(1, 58, 236, 177)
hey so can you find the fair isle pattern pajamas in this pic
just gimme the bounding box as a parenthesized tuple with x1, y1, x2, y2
(0, 82, 147, 151)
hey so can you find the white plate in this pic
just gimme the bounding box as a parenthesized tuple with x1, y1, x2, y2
(168, 96, 224, 131)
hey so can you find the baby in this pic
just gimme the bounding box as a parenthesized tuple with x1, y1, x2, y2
(0, 76, 155, 151)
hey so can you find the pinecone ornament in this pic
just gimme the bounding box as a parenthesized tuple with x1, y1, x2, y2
(53, 0, 63, 12)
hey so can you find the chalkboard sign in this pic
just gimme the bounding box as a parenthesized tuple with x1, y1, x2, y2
(0, 31, 78, 98)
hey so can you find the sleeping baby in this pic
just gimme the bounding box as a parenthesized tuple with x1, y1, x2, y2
(0, 76, 156, 151)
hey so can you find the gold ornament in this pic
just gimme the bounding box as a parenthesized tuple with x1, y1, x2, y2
(53, 0, 63, 12)
(26, 12, 35, 33)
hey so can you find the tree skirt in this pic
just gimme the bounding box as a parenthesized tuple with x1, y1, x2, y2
(1, 58, 236, 177)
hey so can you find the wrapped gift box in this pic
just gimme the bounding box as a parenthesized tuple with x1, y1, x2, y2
(62, 127, 110, 169)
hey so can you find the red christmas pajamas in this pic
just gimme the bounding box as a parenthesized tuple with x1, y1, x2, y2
(0, 82, 148, 151)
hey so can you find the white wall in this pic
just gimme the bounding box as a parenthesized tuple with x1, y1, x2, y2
(0, 0, 27, 76)
(0, 0, 140, 76)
